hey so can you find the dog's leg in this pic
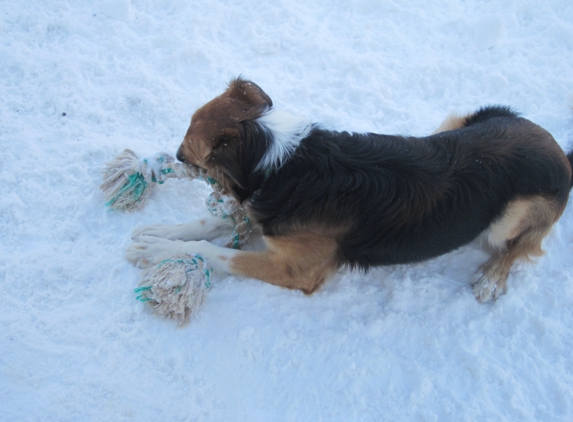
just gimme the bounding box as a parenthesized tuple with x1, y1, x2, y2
(131, 215, 234, 242)
(231, 233, 340, 294)
(126, 232, 339, 294)
(126, 236, 238, 270)
(473, 196, 562, 302)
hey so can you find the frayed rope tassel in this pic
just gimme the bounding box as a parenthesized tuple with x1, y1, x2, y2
(134, 254, 212, 326)
(100, 149, 205, 212)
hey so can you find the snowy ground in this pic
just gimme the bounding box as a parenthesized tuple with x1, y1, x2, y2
(1, 0, 573, 421)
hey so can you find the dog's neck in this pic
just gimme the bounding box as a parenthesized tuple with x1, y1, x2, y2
(224, 109, 312, 204)
(255, 109, 312, 171)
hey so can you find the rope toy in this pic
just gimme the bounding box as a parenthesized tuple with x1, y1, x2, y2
(101, 149, 251, 325)
(134, 254, 212, 326)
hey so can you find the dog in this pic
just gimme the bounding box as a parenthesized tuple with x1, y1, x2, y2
(127, 77, 573, 302)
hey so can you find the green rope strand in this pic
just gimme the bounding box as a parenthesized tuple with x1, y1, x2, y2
(105, 172, 148, 208)
(134, 253, 212, 302)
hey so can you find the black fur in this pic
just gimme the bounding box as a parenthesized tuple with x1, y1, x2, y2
(568, 151, 573, 187)
(212, 119, 272, 201)
(463, 105, 519, 127)
(240, 106, 572, 270)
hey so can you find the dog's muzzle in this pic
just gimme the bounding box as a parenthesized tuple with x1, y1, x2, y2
(176, 146, 187, 163)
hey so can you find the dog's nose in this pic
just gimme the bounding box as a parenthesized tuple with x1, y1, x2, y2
(176, 147, 186, 163)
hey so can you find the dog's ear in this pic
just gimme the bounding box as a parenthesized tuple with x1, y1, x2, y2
(226, 77, 273, 110)
(210, 128, 249, 189)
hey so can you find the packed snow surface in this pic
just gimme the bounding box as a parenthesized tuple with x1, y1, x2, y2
(1, 1, 573, 421)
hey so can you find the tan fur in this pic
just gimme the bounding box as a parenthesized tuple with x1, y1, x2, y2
(230, 232, 339, 294)
(488, 198, 540, 248)
(432, 113, 468, 134)
(474, 195, 564, 301)
(177, 79, 272, 193)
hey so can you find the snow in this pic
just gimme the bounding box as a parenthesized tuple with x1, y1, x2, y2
(1, 0, 573, 421)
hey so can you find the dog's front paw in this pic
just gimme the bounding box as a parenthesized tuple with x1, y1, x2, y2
(472, 270, 508, 303)
(126, 236, 187, 268)
(132, 224, 181, 241)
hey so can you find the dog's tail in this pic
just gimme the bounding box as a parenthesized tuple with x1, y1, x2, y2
(463, 105, 519, 128)
(433, 105, 518, 134)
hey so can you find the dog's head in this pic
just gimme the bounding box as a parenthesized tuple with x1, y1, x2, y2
(176, 77, 273, 197)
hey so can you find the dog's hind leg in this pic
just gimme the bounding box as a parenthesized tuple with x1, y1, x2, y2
(473, 196, 564, 302)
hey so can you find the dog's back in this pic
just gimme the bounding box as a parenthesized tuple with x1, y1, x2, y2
(250, 106, 572, 271)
